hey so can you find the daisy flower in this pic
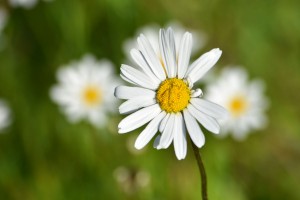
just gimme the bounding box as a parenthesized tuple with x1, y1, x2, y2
(123, 21, 206, 63)
(115, 27, 228, 160)
(50, 54, 120, 128)
(205, 67, 269, 140)
(0, 100, 11, 132)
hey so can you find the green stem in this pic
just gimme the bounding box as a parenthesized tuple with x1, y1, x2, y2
(191, 140, 208, 200)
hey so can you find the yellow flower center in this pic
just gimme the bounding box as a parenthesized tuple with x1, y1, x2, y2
(82, 86, 101, 107)
(228, 96, 248, 117)
(156, 78, 191, 113)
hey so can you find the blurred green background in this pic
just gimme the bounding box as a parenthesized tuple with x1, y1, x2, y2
(1, 0, 300, 199)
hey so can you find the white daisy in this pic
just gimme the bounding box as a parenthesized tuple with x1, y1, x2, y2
(50, 54, 120, 128)
(0, 100, 11, 132)
(115, 27, 228, 160)
(123, 21, 206, 63)
(205, 67, 269, 140)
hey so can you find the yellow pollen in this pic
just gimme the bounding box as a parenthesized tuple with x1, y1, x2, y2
(156, 78, 191, 113)
(228, 96, 248, 117)
(82, 86, 101, 106)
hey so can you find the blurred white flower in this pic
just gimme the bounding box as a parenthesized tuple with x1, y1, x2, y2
(113, 166, 150, 194)
(205, 67, 269, 140)
(115, 27, 227, 160)
(9, 0, 53, 9)
(123, 21, 206, 63)
(0, 100, 11, 132)
(50, 54, 120, 128)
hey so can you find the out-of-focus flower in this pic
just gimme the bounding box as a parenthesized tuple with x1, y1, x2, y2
(9, 0, 53, 9)
(0, 100, 11, 132)
(115, 27, 227, 160)
(50, 54, 120, 128)
(113, 166, 150, 195)
(205, 67, 269, 140)
(123, 21, 206, 63)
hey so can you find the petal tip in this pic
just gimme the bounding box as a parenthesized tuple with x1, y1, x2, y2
(213, 48, 222, 55)
(176, 155, 185, 160)
(118, 127, 128, 134)
(134, 142, 143, 150)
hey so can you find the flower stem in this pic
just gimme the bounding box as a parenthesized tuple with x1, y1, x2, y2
(191, 140, 208, 200)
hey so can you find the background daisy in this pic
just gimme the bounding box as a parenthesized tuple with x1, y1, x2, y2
(115, 28, 227, 160)
(205, 67, 269, 140)
(50, 54, 120, 128)
(0, 100, 11, 132)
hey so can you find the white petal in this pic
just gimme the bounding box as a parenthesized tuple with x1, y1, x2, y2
(119, 97, 156, 114)
(57, 67, 81, 86)
(137, 34, 166, 80)
(120, 74, 135, 85)
(130, 49, 161, 84)
(187, 104, 220, 134)
(173, 113, 187, 160)
(121, 64, 159, 90)
(158, 114, 175, 149)
(159, 28, 177, 78)
(50, 86, 79, 106)
(177, 32, 192, 78)
(190, 98, 228, 119)
(191, 89, 203, 98)
(114, 86, 155, 100)
(118, 104, 161, 134)
(183, 109, 205, 148)
(135, 111, 166, 150)
(159, 113, 170, 133)
(186, 48, 222, 83)
(153, 135, 161, 149)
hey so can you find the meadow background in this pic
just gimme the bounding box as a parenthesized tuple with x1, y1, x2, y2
(0, 0, 300, 199)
